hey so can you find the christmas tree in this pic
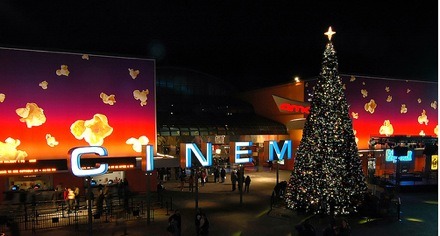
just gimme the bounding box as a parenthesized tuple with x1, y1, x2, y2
(285, 27, 367, 216)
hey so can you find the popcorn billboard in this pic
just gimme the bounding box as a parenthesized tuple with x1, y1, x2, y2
(305, 75, 438, 149)
(0, 48, 156, 161)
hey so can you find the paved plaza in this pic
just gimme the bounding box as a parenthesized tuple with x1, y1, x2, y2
(17, 169, 438, 236)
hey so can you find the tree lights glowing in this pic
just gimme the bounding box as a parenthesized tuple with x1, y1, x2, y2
(284, 28, 367, 215)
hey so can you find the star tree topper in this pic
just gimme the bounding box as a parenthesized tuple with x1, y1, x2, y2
(324, 26, 336, 41)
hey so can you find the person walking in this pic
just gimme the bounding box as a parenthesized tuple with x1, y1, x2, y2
(213, 167, 219, 183)
(244, 175, 251, 193)
(199, 213, 210, 236)
(188, 173, 195, 192)
(220, 168, 226, 183)
(167, 209, 181, 236)
(231, 170, 237, 191)
(195, 208, 202, 236)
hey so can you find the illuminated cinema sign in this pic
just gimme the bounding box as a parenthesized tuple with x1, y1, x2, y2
(272, 95, 310, 114)
(70, 140, 293, 176)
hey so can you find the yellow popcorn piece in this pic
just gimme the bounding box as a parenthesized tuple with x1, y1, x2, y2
(386, 95, 392, 102)
(45, 134, 59, 147)
(400, 104, 408, 114)
(419, 130, 426, 136)
(0, 137, 28, 161)
(350, 76, 356, 82)
(379, 120, 394, 136)
(342, 84, 346, 90)
(431, 101, 437, 110)
(100, 92, 116, 105)
(16, 103, 47, 128)
(0, 93, 5, 103)
(353, 130, 359, 144)
(434, 125, 438, 136)
(70, 114, 113, 146)
(82, 54, 89, 60)
(417, 98, 422, 104)
(126, 135, 149, 153)
(361, 89, 368, 98)
(56, 65, 70, 76)
(417, 110, 429, 125)
(351, 112, 359, 119)
(364, 99, 376, 114)
(407, 89, 411, 93)
(133, 89, 149, 106)
(385, 86, 390, 92)
(39, 81, 48, 90)
(128, 68, 140, 79)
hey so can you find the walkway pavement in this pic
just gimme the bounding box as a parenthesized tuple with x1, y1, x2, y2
(20, 169, 438, 236)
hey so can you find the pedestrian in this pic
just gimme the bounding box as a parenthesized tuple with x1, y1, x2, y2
(213, 167, 219, 183)
(167, 209, 181, 236)
(188, 173, 195, 192)
(199, 213, 210, 236)
(74, 186, 80, 209)
(67, 187, 75, 213)
(157, 180, 165, 203)
(339, 218, 351, 236)
(95, 187, 105, 217)
(244, 175, 251, 193)
(195, 208, 202, 236)
(220, 168, 226, 183)
(179, 170, 186, 191)
(231, 170, 237, 191)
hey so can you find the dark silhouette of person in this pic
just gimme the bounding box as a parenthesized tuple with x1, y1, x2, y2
(244, 175, 251, 193)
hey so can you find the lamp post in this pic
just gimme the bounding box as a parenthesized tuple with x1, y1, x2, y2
(146, 171, 152, 225)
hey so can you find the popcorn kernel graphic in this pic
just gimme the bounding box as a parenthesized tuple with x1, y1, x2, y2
(16, 103, 47, 128)
(406, 89, 411, 93)
(0, 137, 28, 161)
(133, 89, 149, 106)
(82, 54, 89, 60)
(70, 114, 113, 146)
(56, 65, 70, 76)
(100, 92, 116, 105)
(385, 86, 390, 92)
(364, 99, 377, 114)
(39, 81, 48, 90)
(351, 112, 359, 119)
(419, 130, 426, 136)
(349, 76, 356, 82)
(129, 68, 140, 79)
(361, 89, 368, 98)
(418, 110, 429, 125)
(0, 93, 5, 103)
(379, 120, 394, 136)
(45, 134, 59, 147)
(435, 125, 438, 136)
(400, 104, 408, 114)
(417, 98, 422, 104)
(386, 95, 392, 103)
(431, 101, 437, 110)
(126, 135, 149, 153)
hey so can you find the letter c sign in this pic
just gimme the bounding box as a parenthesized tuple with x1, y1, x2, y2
(70, 146, 109, 177)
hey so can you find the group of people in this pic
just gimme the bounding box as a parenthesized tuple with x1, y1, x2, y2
(295, 217, 351, 236)
(167, 208, 210, 236)
(230, 169, 252, 193)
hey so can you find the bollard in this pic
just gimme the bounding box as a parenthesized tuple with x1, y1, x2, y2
(397, 197, 401, 221)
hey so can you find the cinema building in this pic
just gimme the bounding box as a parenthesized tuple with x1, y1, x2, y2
(0, 48, 437, 203)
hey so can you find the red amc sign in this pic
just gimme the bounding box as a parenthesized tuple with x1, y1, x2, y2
(273, 95, 310, 114)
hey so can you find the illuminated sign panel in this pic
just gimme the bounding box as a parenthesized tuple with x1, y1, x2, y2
(273, 95, 310, 114)
(385, 149, 413, 163)
(432, 155, 438, 170)
(0, 48, 156, 162)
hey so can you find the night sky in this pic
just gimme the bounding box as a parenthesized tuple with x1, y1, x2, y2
(0, 1, 437, 91)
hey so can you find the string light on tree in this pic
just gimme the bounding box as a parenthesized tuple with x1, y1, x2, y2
(284, 27, 367, 216)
